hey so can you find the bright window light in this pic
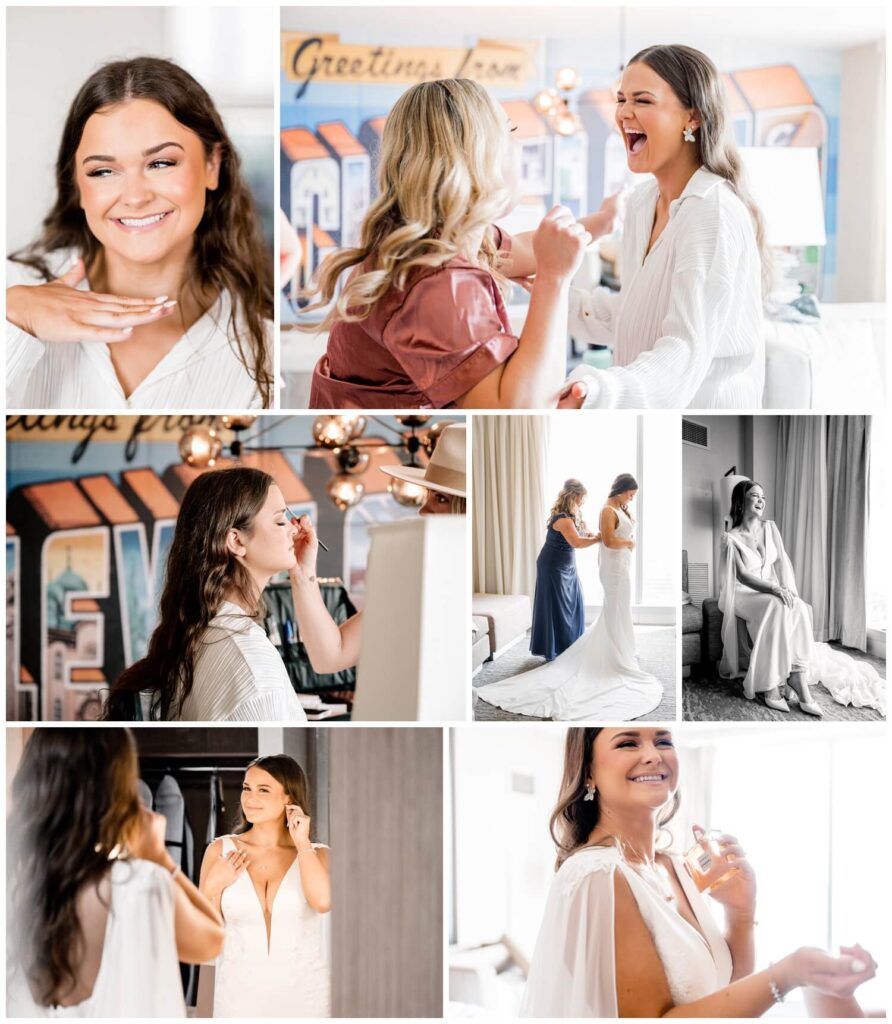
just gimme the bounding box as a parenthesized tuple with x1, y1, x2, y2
(867, 416, 886, 630)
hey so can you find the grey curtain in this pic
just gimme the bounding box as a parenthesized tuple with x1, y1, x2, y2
(775, 416, 870, 649)
(472, 415, 549, 598)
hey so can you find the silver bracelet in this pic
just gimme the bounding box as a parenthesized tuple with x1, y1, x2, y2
(767, 963, 783, 1003)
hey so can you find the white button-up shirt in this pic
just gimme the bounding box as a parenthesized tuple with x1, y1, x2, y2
(6, 252, 269, 409)
(567, 167, 765, 409)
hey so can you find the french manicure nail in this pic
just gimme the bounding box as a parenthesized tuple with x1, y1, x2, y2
(162, 300, 177, 308)
(851, 959, 867, 972)
(122, 327, 133, 334)
(150, 305, 162, 313)
(153, 295, 168, 303)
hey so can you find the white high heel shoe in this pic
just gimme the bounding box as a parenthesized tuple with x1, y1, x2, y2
(785, 683, 824, 717)
(763, 690, 790, 712)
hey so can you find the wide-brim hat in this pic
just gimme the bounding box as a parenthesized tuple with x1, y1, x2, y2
(379, 423, 466, 498)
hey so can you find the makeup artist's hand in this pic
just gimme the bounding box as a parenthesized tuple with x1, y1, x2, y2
(701, 829, 757, 922)
(533, 206, 592, 285)
(286, 804, 312, 848)
(6, 258, 177, 343)
(290, 514, 319, 579)
(128, 807, 175, 870)
(204, 842, 249, 893)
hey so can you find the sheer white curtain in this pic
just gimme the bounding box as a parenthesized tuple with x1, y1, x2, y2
(473, 416, 549, 598)
(775, 417, 829, 635)
(775, 416, 871, 648)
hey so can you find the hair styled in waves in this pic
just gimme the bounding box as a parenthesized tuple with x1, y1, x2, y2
(104, 467, 274, 721)
(9, 57, 273, 405)
(8, 728, 142, 1006)
(302, 78, 514, 328)
(549, 728, 680, 869)
(548, 478, 589, 535)
(627, 44, 772, 295)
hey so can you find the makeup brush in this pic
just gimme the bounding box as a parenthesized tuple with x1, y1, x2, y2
(285, 508, 329, 551)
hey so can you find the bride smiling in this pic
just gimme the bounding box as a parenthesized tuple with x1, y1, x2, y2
(199, 755, 331, 1018)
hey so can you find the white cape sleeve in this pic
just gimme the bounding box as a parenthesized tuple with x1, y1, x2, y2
(717, 532, 743, 680)
(519, 851, 618, 1018)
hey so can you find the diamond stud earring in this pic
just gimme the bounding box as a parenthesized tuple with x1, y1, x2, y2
(683, 125, 696, 143)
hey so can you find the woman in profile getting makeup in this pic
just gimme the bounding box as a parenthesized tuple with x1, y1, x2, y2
(520, 727, 878, 1017)
(6, 56, 272, 408)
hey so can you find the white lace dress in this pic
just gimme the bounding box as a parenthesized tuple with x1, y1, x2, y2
(476, 507, 663, 720)
(520, 845, 732, 1017)
(719, 521, 885, 711)
(6, 859, 186, 1017)
(213, 836, 330, 1018)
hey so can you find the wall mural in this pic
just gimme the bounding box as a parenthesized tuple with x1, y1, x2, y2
(281, 32, 833, 320)
(5, 417, 421, 721)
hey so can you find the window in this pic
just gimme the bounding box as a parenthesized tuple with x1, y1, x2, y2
(547, 413, 675, 608)
(706, 730, 885, 1015)
(866, 416, 885, 631)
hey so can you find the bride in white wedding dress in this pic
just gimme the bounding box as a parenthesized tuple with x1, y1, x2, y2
(199, 755, 331, 1018)
(719, 480, 885, 715)
(477, 474, 663, 720)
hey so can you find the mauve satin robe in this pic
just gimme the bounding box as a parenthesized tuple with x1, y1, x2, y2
(309, 227, 519, 409)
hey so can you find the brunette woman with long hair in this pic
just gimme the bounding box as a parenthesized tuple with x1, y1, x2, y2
(478, 473, 663, 719)
(199, 754, 331, 1017)
(6, 56, 273, 408)
(531, 44, 766, 410)
(104, 467, 364, 722)
(519, 727, 877, 1017)
(6, 728, 222, 1017)
(528, 479, 600, 662)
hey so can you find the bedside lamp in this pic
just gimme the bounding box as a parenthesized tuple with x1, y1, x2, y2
(738, 147, 826, 306)
(720, 468, 749, 533)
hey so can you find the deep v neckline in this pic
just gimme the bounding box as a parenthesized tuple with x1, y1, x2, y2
(243, 853, 299, 954)
(734, 522, 768, 563)
(662, 858, 712, 956)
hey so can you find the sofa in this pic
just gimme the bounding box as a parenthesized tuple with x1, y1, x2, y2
(472, 616, 492, 676)
(471, 593, 532, 668)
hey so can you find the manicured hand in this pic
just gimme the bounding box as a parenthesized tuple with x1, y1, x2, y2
(557, 380, 588, 409)
(781, 945, 878, 998)
(206, 843, 249, 892)
(704, 830, 757, 921)
(286, 804, 312, 848)
(290, 514, 319, 579)
(6, 258, 176, 342)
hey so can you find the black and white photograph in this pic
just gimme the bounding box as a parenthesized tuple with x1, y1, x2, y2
(682, 414, 885, 722)
(471, 413, 677, 721)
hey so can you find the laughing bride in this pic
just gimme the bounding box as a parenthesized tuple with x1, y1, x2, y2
(477, 473, 663, 720)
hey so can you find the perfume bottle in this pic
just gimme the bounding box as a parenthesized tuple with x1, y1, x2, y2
(683, 826, 738, 894)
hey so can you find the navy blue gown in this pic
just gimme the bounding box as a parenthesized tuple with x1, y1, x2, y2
(530, 513, 585, 661)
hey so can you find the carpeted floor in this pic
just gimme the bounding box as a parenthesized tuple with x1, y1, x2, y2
(683, 643, 886, 722)
(473, 623, 677, 721)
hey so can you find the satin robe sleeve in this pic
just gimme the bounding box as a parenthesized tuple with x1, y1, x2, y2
(382, 267, 519, 407)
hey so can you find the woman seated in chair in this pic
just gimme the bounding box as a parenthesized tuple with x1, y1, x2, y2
(718, 480, 883, 715)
